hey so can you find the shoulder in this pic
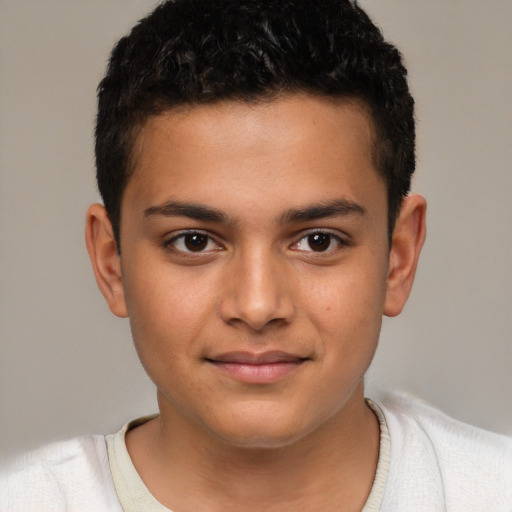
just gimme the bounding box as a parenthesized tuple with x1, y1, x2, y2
(0, 436, 122, 512)
(375, 391, 512, 511)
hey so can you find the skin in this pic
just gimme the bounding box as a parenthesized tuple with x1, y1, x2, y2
(86, 94, 426, 511)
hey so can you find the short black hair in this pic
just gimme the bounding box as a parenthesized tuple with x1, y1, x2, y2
(95, 0, 415, 247)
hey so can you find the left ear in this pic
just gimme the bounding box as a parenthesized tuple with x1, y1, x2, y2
(384, 193, 427, 317)
(85, 203, 128, 318)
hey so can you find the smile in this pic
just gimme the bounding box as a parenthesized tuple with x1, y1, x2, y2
(205, 351, 308, 384)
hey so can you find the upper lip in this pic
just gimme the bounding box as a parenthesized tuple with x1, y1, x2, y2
(206, 351, 307, 364)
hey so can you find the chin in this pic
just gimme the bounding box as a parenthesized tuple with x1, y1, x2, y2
(215, 427, 306, 450)
(206, 409, 318, 450)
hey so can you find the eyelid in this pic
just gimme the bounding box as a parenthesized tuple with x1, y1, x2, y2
(289, 228, 350, 252)
(164, 229, 224, 254)
(161, 228, 350, 256)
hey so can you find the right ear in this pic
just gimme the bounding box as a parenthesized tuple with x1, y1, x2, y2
(85, 204, 128, 318)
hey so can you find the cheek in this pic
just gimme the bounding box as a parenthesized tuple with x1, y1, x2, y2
(300, 259, 388, 353)
(122, 264, 218, 364)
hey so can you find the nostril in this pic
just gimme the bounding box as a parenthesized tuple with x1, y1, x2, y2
(219, 295, 295, 331)
(218, 254, 296, 329)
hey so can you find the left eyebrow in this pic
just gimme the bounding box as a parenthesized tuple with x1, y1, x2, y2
(144, 201, 228, 223)
(278, 199, 366, 224)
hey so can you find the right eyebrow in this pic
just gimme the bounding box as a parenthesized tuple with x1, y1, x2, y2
(278, 198, 367, 224)
(144, 200, 228, 223)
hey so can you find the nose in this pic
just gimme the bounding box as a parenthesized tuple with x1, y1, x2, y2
(218, 247, 295, 331)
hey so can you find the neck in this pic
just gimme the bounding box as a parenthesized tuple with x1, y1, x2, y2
(126, 384, 380, 512)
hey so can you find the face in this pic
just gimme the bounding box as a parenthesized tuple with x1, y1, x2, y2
(116, 95, 392, 448)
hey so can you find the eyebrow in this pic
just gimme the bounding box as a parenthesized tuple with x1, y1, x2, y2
(144, 201, 228, 223)
(278, 199, 366, 224)
(144, 198, 366, 225)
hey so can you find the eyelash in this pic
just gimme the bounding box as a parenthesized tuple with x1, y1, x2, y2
(291, 230, 349, 253)
(163, 230, 223, 255)
(162, 229, 350, 257)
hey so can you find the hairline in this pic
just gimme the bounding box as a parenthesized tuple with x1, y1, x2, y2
(114, 90, 395, 250)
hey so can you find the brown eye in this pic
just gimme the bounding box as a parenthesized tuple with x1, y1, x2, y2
(184, 233, 208, 251)
(307, 233, 332, 252)
(292, 231, 345, 254)
(167, 231, 220, 253)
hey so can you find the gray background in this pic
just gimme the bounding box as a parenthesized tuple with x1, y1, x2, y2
(1, 0, 511, 457)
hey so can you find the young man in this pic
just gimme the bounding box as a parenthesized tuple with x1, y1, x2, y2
(1, 0, 511, 510)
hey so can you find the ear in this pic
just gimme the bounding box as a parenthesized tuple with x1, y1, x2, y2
(85, 203, 128, 318)
(384, 194, 427, 317)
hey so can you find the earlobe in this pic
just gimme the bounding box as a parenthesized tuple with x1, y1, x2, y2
(384, 194, 427, 317)
(85, 204, 128, 318)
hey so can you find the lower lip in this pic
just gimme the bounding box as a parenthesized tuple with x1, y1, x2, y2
(208, 361, 305, 384)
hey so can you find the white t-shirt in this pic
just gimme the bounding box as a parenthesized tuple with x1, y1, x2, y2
(1, 392, 511, 511)
(104, 402, 389, 512)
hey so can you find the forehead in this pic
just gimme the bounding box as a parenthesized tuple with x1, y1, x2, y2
(123, 94, 385, 222)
